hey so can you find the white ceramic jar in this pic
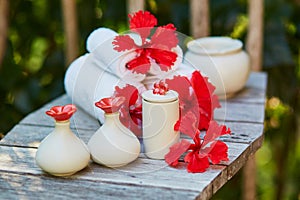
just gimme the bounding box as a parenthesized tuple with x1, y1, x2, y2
(184, 37, 250, 99)
(142, 90, 180, 159)
(88, 97, 141, 167)
(36, 105, 90, 176)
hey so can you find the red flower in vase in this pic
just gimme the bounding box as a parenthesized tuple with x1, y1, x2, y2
(46, 104, 77, 121)
(95, 97, 125, 114)
(113, 85, 142, 136)
(112, 10, 178, 74)
(165, 111, 231, 173)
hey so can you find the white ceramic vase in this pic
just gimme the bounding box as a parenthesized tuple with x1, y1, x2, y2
(88, 111, 141, 167)
(36, 120, 90, 177)
(142, 90, 180, 159)
(184, 37, 250, 99)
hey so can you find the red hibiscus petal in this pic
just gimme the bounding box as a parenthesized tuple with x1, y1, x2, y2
(165, 139, 192, 167)
(129, 10, 157, 42)
(112, 35, 137, 52)
(165, 75, 191, 101)
(129, 10, 157, 29)
(148, 48, 177, 72)
(207, 141, 229, 164)
(126, 51, 151, 74)
(161, 23, 177, 30)
(51, 106, 63, 113)
(113, 85, 142, 136)
(114, 84, 139, 107)
(184, 151, 210, 173)
(198, 116, 211, 130)
(119, 107, 142, 137)
(202, 121, 231, 147)
(190, 71, 221, 130)
(174, 111, 198, 139)
(174, 120, 180, 132)
(150, 25, 178, 50)
(193, 130, 201, 147)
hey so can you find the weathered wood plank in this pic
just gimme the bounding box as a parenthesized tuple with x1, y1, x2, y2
(0, 138, 258, 199)
(215, 102, 265, 123)
(1, 120, 263, 149)
(226, 72, 267, 104)
(0, 139, 256, 200)
(218, 121, 263, 144)
(0, 172, 199, 200)
(185, 121, 264, 145)
(247, 72, 267, 91)
(0, 146, 224, 197)
(0, 126, 262, 200)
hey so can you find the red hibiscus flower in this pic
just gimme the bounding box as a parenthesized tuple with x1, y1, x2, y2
(46, 104, 77, 121)
(112, 10, 178, 74)
(113, 84, 142, 136)
(166, 70, 220, 131)
(165, 111, 231, 173)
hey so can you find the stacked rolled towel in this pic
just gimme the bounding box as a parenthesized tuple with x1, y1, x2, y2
(90, 29, 146, 83)
(65, 28, 147, 123)
(64, 27, 196, 123)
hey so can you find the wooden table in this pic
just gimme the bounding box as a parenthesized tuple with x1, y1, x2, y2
(0, 72, 267, 200)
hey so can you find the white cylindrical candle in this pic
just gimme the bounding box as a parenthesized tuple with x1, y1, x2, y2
(142, 90, 180, 159)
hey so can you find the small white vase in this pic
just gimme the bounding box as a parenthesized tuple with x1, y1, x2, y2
(184, 37, 250, 99)
(88, 112, 141, 167)
(142, 90, 180, 159)
(35, 120, 90, 176)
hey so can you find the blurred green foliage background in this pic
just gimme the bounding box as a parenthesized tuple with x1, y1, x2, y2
(0, 0, 299, 199)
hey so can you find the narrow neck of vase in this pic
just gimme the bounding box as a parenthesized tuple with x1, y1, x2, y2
(54, 120, 71, 131)
(104, 112, 120, 125)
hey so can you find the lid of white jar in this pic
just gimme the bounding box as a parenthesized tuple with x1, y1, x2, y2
(142, 90, 178, 103)
(187, 37, 243, 55)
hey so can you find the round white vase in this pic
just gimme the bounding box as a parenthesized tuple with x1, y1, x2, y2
(184, 37, 250, 99)
(142, 90, 180, 159)
(35, 120, 90, 176)
(88, 112, 141, 167)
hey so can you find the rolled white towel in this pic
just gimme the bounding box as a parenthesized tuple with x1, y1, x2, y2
(88, 29, 146, 82)
(64, 53, 89, 97)
(64, 53, 146, 123)
(93, 49, 146, 83)
(86, 27, 118, 53)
